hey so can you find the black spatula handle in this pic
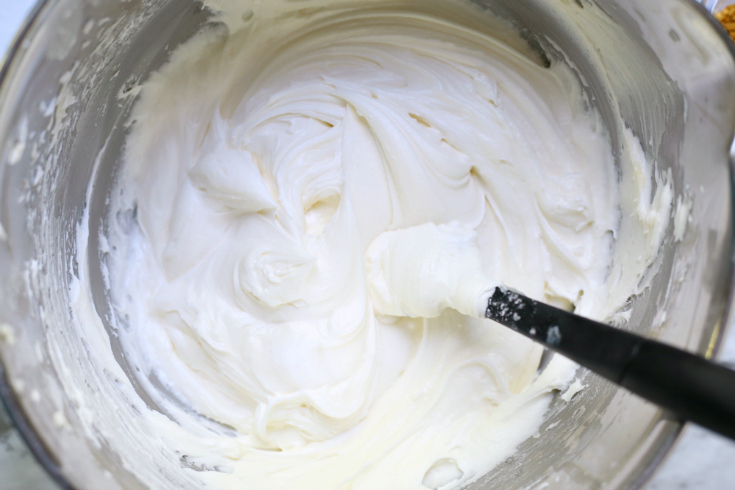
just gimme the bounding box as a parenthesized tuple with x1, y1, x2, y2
(485, 286, 735, 441)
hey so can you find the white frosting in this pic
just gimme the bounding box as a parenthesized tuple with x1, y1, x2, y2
(78, 1, 672, 488)
(366, 222, 498, 319)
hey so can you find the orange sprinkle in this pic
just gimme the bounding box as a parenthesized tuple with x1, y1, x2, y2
(715, 5, 735, 42)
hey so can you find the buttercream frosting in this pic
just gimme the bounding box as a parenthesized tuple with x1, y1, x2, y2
(85, 1, 673, 488)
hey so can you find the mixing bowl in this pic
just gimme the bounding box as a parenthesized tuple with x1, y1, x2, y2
(1, 0, 734, 488)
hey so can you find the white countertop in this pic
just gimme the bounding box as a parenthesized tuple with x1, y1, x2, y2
(1, 1, 735, 489)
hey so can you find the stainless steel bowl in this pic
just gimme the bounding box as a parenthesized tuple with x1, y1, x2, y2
(1, 1, 734, 488)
